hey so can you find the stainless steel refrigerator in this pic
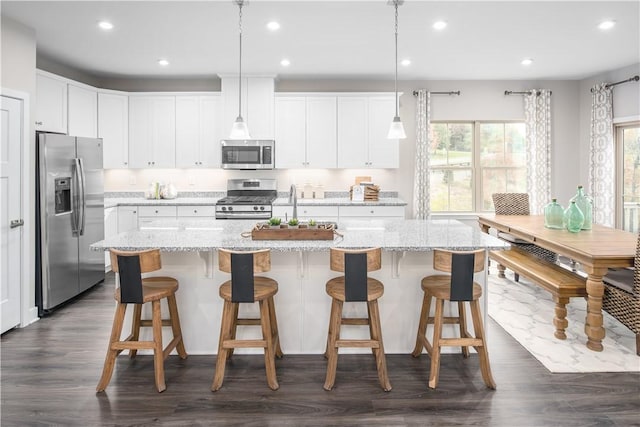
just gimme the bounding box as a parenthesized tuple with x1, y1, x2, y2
(36, 132, 105, 315)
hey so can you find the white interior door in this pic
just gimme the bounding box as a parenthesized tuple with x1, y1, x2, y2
(1, 95, 23, 333)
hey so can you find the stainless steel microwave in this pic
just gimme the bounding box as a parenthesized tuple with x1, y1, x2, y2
(220, 140, 274, 170)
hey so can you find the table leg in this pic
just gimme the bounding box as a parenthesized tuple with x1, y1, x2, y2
(583, 267, 608, 352)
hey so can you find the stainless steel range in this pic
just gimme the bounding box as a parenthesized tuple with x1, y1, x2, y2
(215, 179, 277, 220)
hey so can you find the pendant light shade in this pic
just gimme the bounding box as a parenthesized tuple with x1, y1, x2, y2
(388, 0, 406, 140)
(229, 0, 251, 139)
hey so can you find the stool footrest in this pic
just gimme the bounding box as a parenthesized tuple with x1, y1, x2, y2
(336, 339, 380, 348)
(236, 318, 261, 326)
(112, 341, 155, 351)
(163, 335, 183, 360)
(438, 337, 483, 347)
(140, 319, 172, 327)
(427, 316, 463, 325)
(341, 318, 369, 326)
(223, 339, 267, 349)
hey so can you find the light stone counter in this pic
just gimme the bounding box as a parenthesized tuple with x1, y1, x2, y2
(273, 197, 407, 207)
(104, 197, 221, 209)
(92, 219, 508, 356)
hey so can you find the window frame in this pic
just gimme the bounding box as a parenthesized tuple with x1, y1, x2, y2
(614, 120, 640, 232)
(429, 119, 527, 213)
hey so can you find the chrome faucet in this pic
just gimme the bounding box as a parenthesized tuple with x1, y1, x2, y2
(289, 184, 298, 219)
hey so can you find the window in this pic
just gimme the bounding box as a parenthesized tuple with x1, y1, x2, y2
(615, 121, 640, 232)
(430, 121, 526, 213)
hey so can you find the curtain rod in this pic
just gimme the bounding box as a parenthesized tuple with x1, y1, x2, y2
(412, 90, 461, 96)
(590, 75, 639, 92)
(504, 90, 552, 96)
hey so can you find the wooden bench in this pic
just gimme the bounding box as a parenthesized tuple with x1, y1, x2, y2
(490, 247, 587, 340)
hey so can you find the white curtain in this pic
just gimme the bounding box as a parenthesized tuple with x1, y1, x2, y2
(413, 90, 430, 219)
(589, 83, 614, 226)
(524, 89, 552, 214)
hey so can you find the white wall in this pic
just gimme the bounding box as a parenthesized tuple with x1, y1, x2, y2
(1, 16, 37, 324)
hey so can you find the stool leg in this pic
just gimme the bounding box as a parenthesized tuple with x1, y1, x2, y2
(228, 303, 239, 358)
(167, 294, 187, 359)
(324, 297, 339, 359)
(97, 303, 127, 392)
(412, 292, 432, 357)
(151, 300, 166, 393)
(368, 300, 392, 392)
(428, 298, 444, 389)
(366, 303, 375, 356)
(470, 300, 496, 390)
(212, 300, 234, 391)
(458, 301, 470, 358)
(268, 296, 283, 358)
(129, 304, 142, 358)
(324, 299, 342, 391)
(260, 299, 279, 390)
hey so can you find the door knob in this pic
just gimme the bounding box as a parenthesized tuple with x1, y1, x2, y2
(10, 219, 24, 228)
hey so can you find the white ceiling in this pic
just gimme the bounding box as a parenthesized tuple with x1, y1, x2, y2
(2, 1, 639, 81)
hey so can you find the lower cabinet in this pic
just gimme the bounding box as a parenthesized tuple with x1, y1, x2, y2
(117, 206, 138, 233)
(177, 205, 217, 218)
(137, 206, 178, 229)
(339, 205, 405, 219)
(272, 205, 405, 222)
(104, 207, 118, 270)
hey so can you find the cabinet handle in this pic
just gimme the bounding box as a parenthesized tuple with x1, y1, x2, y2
(370, 210, 374, 214)
(133, 211, 137, 214)
(194, 210, 198, 213)
(155, 210, 159, 214)
(152, 161, 155, 165)
(35, 121, 43, 126)
(124, 162, 128, 165)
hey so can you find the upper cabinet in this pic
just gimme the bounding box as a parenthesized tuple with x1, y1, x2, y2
(35, 71, 68, 133)
(98, 91, 129, 168)
(68, 83, 97, 138)
(175, 95, 222, 168)
(337, 95, 399, 168)
(128, 95, 176, 168)
(221, 77, 274, 139)
(275, 95, 337, 168)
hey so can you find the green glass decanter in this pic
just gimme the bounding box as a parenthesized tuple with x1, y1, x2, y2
(564, 201, 584, 233)
(544, 198, 564, 229)
(569, 185, 592, 230)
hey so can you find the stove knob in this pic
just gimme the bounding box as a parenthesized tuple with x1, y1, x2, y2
(228, 206, 233, 211)
(253, 206, 258, 211)
(259, 206, 265, 211)
(221, 207, 227, 211)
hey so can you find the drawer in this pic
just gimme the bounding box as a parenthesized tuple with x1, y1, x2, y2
(138, 206, 178, 217)
(177, 205, 217, 217)
(297, 206, 339, 218)
(339, 205, 405, 218)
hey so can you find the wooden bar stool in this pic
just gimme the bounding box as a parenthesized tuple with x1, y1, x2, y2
(324, 247, 391, 391)
(411, 249, 495, 390)
(211, 248, 283, 391)
(97, 249, 187, 393)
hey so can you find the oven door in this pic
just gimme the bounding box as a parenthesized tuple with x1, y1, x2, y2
(215, 205, 272, 220)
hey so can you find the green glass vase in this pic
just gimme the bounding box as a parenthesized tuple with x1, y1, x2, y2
(569, 185, 593, 230)
(544, 198, 564, 229)
(564, 201, 584, 233)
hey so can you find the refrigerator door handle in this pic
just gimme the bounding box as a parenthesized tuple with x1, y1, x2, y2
(78, 158, 87, 236)
(71, 158, 81, 236)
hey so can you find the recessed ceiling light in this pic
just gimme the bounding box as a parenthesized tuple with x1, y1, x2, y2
(267, 21, 280, 31)
(433, 21, 447, 30)
(98, 21, 113, 30)
(521, 58, 533, 66)
(401, 59, 411, 67)
(158, 59, 170, 67)
(280, 59, 290, 67)
(598, 20, 616, 30)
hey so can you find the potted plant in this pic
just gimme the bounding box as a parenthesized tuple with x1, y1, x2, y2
(288, 218, 299, 229)
(268, 217, 282, 229)
(307, 219, 318, 229)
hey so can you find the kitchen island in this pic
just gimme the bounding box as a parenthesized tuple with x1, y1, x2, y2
(92, 219, 508, 355)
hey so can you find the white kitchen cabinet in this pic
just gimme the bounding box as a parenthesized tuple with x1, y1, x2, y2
(35, 71, 68, 133)
(68, 83, 97, 138)
(177, 205, 217, 217)
(337, 95, 399, 169)
(221, 77, 274, 139)
(104, 207, 118, 269)
(176, 95, 222, 168)
(272, 205, 339, 222)
(117, 206, 138, 232)
(275, 96, 337, 169)
(128, 96, 176, 168)
(137, 206, 177, 229)
(339, 205, 405, 219)
(98, 91, 129, 168)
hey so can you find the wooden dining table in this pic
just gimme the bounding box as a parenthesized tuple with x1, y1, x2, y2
(478, 214, 636, 352)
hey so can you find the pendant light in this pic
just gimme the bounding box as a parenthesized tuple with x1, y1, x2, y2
(229, 0, 251, 139)
(387, 0, 406, 139)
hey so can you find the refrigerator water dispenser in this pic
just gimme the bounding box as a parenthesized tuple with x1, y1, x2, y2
(54, 177, 71, 214)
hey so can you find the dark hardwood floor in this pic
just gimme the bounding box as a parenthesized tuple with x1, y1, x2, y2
(2, 274, 639, 426)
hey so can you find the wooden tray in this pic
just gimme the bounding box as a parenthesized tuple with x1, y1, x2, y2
(251, 226, 335, 240)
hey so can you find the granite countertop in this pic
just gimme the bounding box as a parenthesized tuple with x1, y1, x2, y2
(105, 197, 221, 208)
(91, 218, 508, 252)
(272, 197, 407, 207)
